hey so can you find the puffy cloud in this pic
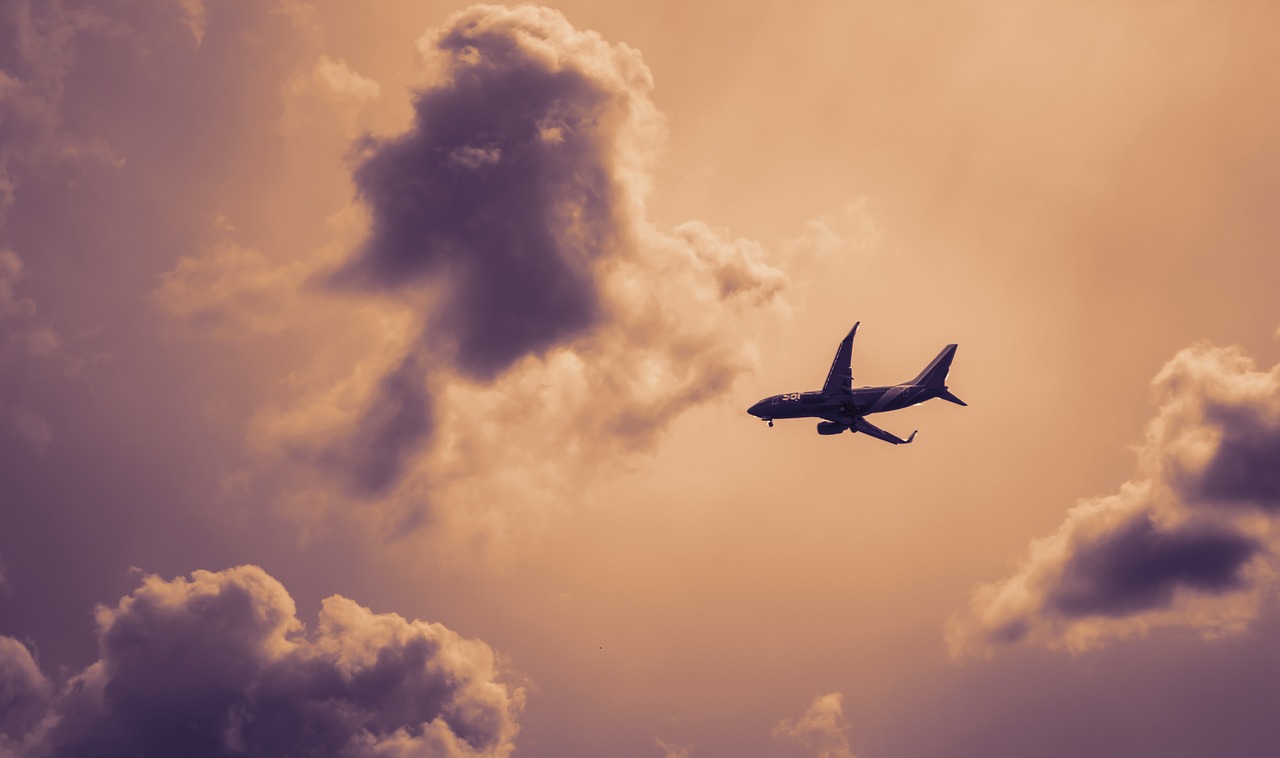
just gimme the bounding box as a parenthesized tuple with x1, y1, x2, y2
(950, 340, 1280, 655)
(655, 738, 691, 758)
(6, 566, 523, 757)
(242, 6, 877, 552)
(337, 4, 661, 381)
(773, 692, 857, 758)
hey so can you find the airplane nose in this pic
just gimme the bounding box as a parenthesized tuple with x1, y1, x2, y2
(746, 400, 764, 417)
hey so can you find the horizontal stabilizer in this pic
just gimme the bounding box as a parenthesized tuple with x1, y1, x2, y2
(939, 390, 967, 406)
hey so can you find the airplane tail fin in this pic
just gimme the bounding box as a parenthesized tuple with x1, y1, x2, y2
(912, 344, 958, 389)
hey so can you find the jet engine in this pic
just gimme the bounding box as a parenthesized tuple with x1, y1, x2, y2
(816, 421, 847, 435)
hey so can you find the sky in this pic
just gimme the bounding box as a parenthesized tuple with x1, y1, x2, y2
(1, 1, 1279, 756)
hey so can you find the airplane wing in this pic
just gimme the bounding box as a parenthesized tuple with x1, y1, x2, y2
(852, 416, 917, 445)
(821, 322, 859, 395)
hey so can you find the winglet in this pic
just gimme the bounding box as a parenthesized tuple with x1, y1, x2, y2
(938, 390, 967, 406)
(905, 430, 918, 444)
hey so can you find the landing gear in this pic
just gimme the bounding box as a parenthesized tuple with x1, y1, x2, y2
(767, 419, 774, 428)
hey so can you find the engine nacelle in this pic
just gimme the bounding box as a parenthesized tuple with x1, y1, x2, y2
(816, 421, 847, 435)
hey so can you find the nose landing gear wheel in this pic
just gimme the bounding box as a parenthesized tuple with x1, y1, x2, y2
(767, 419, 774, 427)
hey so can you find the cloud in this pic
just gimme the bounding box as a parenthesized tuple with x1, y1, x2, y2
(337, 4, 662, 381)
(152, 238, 313, 338)
(773, 692, 857, 758)
(950, 340, 1280, 655)
(4, 565, 523, 757)
(239, 6, 881, 553)
(0, 1, 122, 224)
(655, 737, 691, 758)
(322, 347, 434, 496)
(0, 249, 69, 368)
(0, 637, 50, 749)
(177, 0, 206, 46)
(314, 55, 380, 102)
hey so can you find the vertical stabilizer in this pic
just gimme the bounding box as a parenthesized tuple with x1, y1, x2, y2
(912, 344, 958, 388)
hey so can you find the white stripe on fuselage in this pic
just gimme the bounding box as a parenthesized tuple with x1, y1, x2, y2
(869, 385, 906, 413)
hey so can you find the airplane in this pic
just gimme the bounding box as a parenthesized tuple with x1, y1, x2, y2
(746, 323, 965, 444)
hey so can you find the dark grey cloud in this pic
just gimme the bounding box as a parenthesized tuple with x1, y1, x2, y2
(1047, 514, 1260, 619)
(950, 341, 1280, 654)
(327, 349, 433, 496)
(339, 5, 654, 380)
(5, 566, 523, 758)
(1181, 406, 1280, 509)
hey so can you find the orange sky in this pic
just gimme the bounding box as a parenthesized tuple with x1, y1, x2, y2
(2, 2, 1279, 757)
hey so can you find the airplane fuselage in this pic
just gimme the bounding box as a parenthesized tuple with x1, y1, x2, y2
(747, 383, 943, 422)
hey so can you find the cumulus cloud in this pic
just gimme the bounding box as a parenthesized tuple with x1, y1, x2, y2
(655, 737, 691, 758)
(773, 692, 857, 758)
(337, 4, 661, 381)
(240, 5, 880, 551)
(950, 340, 1280, 655)
(3, 566, 523, 757)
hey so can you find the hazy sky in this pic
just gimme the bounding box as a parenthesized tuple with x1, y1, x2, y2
(2, 2, 1279, 757)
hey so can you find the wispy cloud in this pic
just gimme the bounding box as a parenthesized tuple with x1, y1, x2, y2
(774, 692, 858, 758)
(0, 1, 123, 223)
